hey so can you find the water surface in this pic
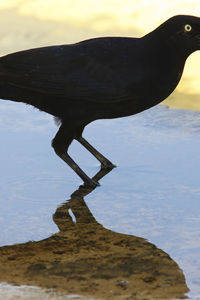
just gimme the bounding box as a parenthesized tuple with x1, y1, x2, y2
(0, 101, 199, 298)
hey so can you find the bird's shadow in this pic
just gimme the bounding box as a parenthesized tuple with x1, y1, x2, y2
(0, 167, 189, 299)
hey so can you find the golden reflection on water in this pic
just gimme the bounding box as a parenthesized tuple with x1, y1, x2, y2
(0, 168, 188, 299)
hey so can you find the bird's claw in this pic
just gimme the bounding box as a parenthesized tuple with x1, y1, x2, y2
(101, 161, 116, 170)
(82, 178, 100, 189)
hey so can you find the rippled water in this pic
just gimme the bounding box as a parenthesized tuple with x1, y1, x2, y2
(0, 100, 200, 299)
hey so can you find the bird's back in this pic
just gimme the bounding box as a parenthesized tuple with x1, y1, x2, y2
(0, 33, 187, 118)
(0, 37, 141, 103)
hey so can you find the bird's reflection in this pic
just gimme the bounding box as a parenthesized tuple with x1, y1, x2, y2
(0, 168, 188, 299)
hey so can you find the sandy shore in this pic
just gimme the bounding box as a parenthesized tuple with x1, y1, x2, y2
(162, 92, 200, 111)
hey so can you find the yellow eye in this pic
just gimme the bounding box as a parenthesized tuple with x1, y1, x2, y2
(184, 24, 192, 32)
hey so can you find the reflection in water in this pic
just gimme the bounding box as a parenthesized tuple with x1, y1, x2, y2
(0, 169, 188, 299)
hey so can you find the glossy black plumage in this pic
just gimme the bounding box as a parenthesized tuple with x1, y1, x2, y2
(0, 15, 200, 186)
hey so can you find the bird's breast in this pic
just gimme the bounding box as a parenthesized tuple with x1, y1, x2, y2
(103, 69, 184, 119)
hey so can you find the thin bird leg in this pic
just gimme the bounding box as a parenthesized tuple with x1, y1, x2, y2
(56, 152, 99, 188)
(76, 136, 116, 169)
(52, 123, 99, 187)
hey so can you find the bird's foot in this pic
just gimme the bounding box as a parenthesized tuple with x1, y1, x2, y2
(101, 160, 117, 170)
(82, 178, 100, 188)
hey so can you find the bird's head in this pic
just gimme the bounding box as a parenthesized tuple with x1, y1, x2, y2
(154, 15, 200, 55)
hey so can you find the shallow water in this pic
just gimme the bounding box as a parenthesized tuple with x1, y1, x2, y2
(0, 101, 200, 298)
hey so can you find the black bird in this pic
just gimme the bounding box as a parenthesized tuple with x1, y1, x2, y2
(0, 15, 199, 186)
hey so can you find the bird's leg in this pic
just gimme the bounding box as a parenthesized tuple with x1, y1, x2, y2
(57, 152, 99, 187)
(76, 136, 116, 169)
(52, 124, 99, 187)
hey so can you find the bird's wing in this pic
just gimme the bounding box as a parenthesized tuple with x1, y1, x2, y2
(0, 44, 133, 103)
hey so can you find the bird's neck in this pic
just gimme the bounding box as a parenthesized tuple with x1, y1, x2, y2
(143, 27, 192, 62)
(137, 33, 187, 107)
(142, 30, 188, 80)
